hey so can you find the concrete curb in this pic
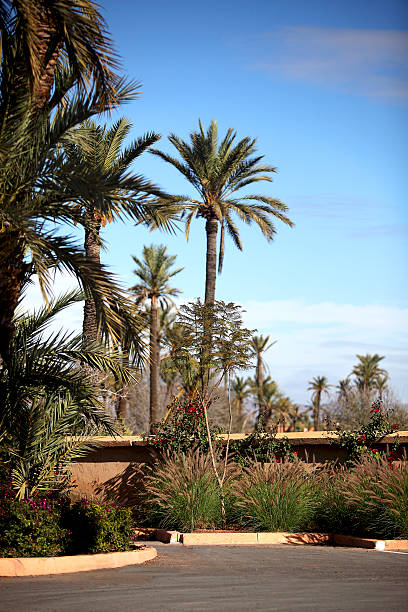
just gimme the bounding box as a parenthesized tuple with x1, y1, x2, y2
(0, 546, 157, 577)
(333, 535, 408, 551)
(150, 529, 408, 550)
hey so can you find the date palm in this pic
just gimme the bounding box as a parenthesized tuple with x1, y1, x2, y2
(62, 118, 177, 347)
(352, 354, 387, 396)
(130, 245, 183, 430)
(150, 119, 294, 305)
(231, 376, 251, 431)
(0, 288, 136, 498)
(0, 0, 138, 362)
(308, 375, 331, 431)
(250, 334, 276, 425)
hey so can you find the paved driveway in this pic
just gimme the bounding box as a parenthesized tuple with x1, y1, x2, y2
(1, 544, 407, 611)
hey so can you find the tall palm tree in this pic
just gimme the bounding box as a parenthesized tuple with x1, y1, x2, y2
(150, 119, 294, 305)
(308, 376, 331, 431)
(130, 245, 183, 429)
(337, 377, 352, 401)
(250, 334, 276, 425)
(0, 0, 138, 362)
(62, 118, 176, 347)
(231, 376, 251, 431)
(352, 354, 387, 396)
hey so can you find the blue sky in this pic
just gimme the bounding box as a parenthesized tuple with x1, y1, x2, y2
(26, 0, 408, 404)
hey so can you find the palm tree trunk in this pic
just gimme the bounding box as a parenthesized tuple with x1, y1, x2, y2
(313, 391, 321, 431)
(255, 358, 265, 428)
(204, 216, 218, 305)
(0, 232, 28, 362)
(150, 294, 160, 429)
(82, 222, 101, 346)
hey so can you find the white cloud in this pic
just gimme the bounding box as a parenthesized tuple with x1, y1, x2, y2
(251, 27, 408, 104)
(20, 280, 408, 405)
(240, 299, 408, 404)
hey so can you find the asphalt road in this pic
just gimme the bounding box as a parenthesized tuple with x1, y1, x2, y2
(1, 543, 407, 612)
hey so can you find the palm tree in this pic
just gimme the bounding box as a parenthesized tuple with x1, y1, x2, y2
(375, 375, 389, 401)
(150, 119, 294, 305)
(308, 376, 331, 431)
(352, 354, 387, 396)
(130, 245, 183, 429)
(62, 118, 176, 347)
(337, 377, 352, 401)
(0, 0, 139, 362)
(0, 288, 135, 498)
(231, 376, 251, 431)
(249, 335, 276, 425)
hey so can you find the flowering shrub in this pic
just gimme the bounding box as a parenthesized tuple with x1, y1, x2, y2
(66, 499, 135, 554)
(148, 394, 221, 455)
(0, 480, 70, 558)
(329, 399, 400, 464)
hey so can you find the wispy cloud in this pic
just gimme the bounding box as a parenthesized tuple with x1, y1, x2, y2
(21, 278, 408, 405)
(240, 299, 408, 404)
(250, 26, 408, 104)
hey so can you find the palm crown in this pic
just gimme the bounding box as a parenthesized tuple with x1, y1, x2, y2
(151, 119, 294, 303)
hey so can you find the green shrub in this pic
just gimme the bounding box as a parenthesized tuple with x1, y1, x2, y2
(0, 481, 69, 557)
(314, 457, 408, 539)
(66, 499, 135, 554)
(143, 451, 235, 531)
(232, 460, 315, 532)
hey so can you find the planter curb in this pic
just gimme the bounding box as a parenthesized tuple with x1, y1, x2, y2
(0, 546, 157, 577)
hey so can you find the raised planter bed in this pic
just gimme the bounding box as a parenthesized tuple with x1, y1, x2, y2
(0, 546, 157, 577)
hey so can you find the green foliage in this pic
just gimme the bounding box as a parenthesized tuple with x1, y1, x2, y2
(150, 119, 293, 272)
(232, 461, 315, 532)
(148, 394, 222, 455)
(0, 290, 127, 499)
(0, 479, 69, 558)
(66, 499, 135, 554)
(143, 451, 234, 531)
(314, 457, 408, 539)
(329, 399, 400, 464)
(231, 421, 297, 467)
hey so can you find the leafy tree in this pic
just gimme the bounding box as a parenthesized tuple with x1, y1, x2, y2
(150, 119, 294, 305)
(170, 299, 255, 526)
(0, 289, 134, 499)
(130, 245, 183, 429)
(308, 375, 331, 431)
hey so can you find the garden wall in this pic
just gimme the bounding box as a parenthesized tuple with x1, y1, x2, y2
(70, 432, 408, 504)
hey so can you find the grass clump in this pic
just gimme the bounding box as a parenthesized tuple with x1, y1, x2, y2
(143, 451, 235, 532)
(232, 460, 315, 532)
(315, 457, 408, 539)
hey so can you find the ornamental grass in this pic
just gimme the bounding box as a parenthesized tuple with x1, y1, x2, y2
(231, 460, 316, 532)
(314, 456, 408, 539)
(143, 450, 237, 532)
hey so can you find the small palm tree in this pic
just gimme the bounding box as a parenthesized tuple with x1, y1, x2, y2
(231, 376, 251, 431)
(308, 376, 331, 431)
(130, 245, 183, 429)
(352, 354, 387, 396)
(250, 334, 276, 425)
(0, 289, 134, 499)
(150, 119, 294, 305)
